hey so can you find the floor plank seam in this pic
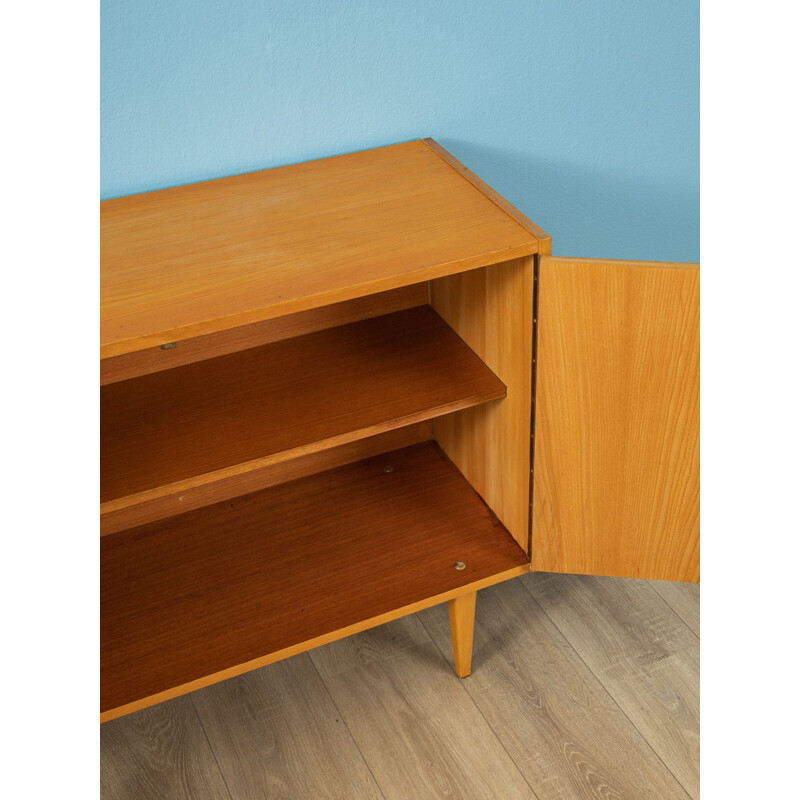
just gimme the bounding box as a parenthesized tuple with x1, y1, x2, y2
(309, 654, 390, 800)
(649, 583, 700, 640)
(519, 578, 696, 800)
(189, 693, 236, 800)
(414, 609, 544, 800)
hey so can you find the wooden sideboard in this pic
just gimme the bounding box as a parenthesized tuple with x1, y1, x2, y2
(100, 139, 699, 723)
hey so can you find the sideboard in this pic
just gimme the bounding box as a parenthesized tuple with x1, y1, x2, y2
(100, 139, 699, 723)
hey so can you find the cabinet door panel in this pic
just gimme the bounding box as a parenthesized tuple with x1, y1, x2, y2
(533, 257, 699, 581)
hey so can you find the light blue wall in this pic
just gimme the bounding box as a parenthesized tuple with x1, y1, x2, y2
(101, 1, 698, 261)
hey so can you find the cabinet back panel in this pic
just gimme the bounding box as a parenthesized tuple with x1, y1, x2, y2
(101, 284, 427, 385)
(101, 423, 433, 536)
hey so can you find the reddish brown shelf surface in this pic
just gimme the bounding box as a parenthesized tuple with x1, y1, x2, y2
(101, 442, 529, 718)
(101, 305, 505, 509)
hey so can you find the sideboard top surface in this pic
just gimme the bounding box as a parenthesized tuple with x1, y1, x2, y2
(100, 139, 546, 358)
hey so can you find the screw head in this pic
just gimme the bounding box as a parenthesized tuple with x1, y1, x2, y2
(384, 465, 394, 473)
(454, 561, 466, 571)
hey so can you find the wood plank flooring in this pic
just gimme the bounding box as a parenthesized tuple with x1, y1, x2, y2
(100, 573, 699, 799)
(524, 574, 700, 799)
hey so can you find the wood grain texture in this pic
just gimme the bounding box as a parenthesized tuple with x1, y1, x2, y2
(651, 579, 700, 637)
(447, 591, 476, 678)
(524, 572, 700, 798)
(101, 140, 540, 358)
(191, 655, 383, 800)
(101, 305, 505, 523)
(101, 442, 529, 721)
(101, 422, 431, 536)
(100, 695, 231, 800)
(533, 257, 700, 581)
(101, 283, 427, 385)
(431, 256, 534, 550)
(418, 579, 691, 800)
(311, 625, 535, 800)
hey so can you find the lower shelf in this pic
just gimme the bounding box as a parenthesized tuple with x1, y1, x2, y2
(101, 442, 529, 721)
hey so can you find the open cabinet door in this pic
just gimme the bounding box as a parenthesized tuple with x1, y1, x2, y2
(532, 257, 699, 582)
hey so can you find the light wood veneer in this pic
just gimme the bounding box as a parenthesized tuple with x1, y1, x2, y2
(101, 140, 545, 358)
(532, 257, 700, 581)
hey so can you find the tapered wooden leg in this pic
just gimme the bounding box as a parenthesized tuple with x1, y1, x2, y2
(447, 591, 477, 678)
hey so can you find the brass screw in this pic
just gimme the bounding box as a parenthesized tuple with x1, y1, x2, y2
(454, 561, 466, 571)
(384, 465, 394, 473)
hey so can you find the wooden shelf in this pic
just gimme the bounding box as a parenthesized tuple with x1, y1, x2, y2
(101, 305, 506, 532)
(101, 442, 529, 721)
(100, 139, 547, 358)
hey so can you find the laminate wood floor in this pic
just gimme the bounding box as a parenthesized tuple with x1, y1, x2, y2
(101, 573, 699, 800)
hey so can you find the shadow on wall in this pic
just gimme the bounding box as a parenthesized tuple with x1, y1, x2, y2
(437, 139, 699, 264)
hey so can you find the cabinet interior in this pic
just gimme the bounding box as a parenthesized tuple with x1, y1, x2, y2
(101, 258, 534, 721)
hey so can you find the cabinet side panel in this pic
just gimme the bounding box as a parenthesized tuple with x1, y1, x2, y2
(533, 257, 699, 582)
(431, 256, 534, 551)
